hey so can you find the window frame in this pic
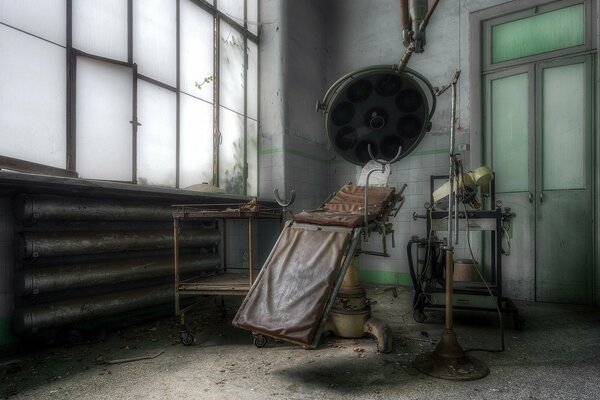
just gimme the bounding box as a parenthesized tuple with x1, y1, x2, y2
(481, 0, 593, 73)
(0, 0, 260, 195)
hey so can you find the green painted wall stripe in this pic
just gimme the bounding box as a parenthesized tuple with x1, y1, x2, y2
(260, 146, 449, 164)
(359, 270, 412, 286)
(259, 147, 285, 156)
(0, 317, 16, 346)
(259, 146, 329, 164)
(285, 148, 330, 164)
(413, 148, 450, 156)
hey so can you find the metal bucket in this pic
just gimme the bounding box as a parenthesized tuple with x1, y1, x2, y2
(453, 259, 479, 282)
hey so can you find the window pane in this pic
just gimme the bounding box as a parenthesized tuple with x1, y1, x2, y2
(492, 4, 584, 64)
(73, 0, 128, 61)
(247, 41, 258, 120)
(490, 73, 528, 193)
(218, 0, 244, 24)
(180, 0, 214, 103)
(137, 81, 176, 187)
(0, 26, 66, 168)
(180, 94, 213, 188)
(247, 0, 258, 35)
(219, 107, 245, 194)
(246, 118, 258, 196)
(0, 0, 66, 45)
(220, 21, 245, 115)
(76, 57, 132, 181)
(542, 63, 585, 190)
(133, 0, 176, 86)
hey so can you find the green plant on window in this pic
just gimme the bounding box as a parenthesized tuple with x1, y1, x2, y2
(223, 137, 246, 195)
(192, 33, 249, 194)
(195, 75, 214, 91)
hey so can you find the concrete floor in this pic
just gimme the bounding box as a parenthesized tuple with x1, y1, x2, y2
(1, 286, 599, 400)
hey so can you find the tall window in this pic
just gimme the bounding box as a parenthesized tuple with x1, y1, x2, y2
(0, 0, 259, 195)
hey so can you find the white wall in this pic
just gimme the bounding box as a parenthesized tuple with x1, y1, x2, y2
(324, 0, 512, 280)
(258, 0, 599, 302)
(259, 0, 329, 212)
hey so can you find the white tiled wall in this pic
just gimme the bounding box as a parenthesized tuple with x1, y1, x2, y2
(225, 218, 282, 273)
(225, 220, 250, 271)
(283, 135, 329, 213)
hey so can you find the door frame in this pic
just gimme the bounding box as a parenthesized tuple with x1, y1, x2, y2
(470, 0, 598, 304)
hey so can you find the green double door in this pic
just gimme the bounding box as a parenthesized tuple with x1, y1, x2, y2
(485, 55, 594, 304)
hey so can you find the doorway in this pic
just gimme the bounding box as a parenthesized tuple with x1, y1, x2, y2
(485, 55, 594, 304)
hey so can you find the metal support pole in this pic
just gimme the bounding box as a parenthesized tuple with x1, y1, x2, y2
(413, 70, 487, 381)
(248, 217, 254, 284)
(445, 70, 460, 329)
(173, 218, 181, 321)
(444, 248, 454, 331)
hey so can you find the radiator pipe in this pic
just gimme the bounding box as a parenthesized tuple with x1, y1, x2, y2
(16, 195, 173, 221)
(18, 253, 220, 295)
(20, 229, 220, 258)
(13, 285, 174, 333)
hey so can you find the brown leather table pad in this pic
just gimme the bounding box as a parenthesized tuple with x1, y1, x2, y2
(232, 225, 352, 346)
(293, 184, 396, 228)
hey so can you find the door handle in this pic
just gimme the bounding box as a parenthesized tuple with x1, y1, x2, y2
(539, 192, 544, 202)
(528, 192, 533, 203)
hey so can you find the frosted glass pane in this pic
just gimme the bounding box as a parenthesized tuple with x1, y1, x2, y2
(73, 0, 128, 61)
(137, 81, 177, 187)
(542, 63, 585, 190)
(247, 0, 258, 35)
(219, 107, 245, 194)
(220, 21, 245, 114)
(76, 57, 132, 181)
(490, 73, 528, 193)
(247, 41, 258, 119)
(492, 4, 584, 63)
(180, 0, 214, 102)
(0, 26, 66, 168)
(0, 0, 66, 45)
(218, 0, 244, 25)
(133, 0, 176, 86)
(180, 94, 213, 188)
(246, 118, 258, 196)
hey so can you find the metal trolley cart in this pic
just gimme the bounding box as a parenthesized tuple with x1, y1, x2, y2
(172, 202, 283, 345)
(409, 175, 524, 330)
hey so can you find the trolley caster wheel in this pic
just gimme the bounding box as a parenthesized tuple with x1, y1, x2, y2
(180, 331, 195, 346)
(413, 309, 426, 323)
(514, 315, 525, 331)
(253, 334, 267, 348)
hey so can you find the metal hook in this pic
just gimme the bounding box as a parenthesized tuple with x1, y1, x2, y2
(363, 144, 402, 242)
(273, 187, 296, 215)
(367, 144, 402, 168)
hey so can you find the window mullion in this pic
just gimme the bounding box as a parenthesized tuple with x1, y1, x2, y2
(176, 0, 181, 188)
(213, 14, 220, 187)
